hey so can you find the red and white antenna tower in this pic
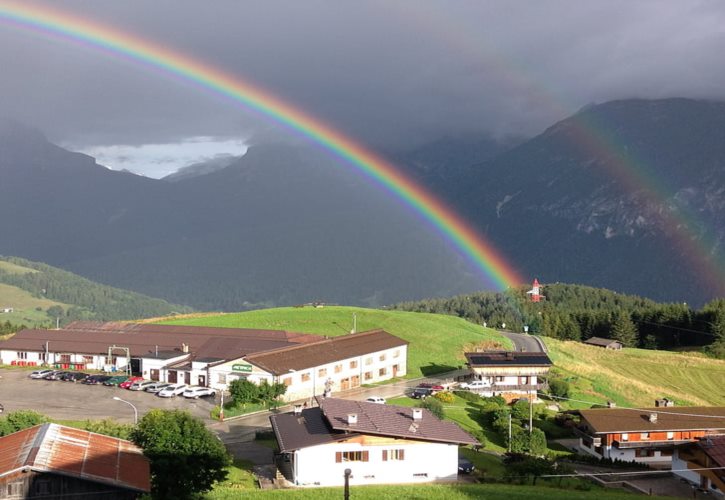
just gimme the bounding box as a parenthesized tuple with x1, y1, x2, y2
(526, 278, 544, 302)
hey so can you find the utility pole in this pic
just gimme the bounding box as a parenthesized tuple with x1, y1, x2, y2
(529, 396, 533, 434)
(351, 313, 357, 334)
(508, 412, 512, 452)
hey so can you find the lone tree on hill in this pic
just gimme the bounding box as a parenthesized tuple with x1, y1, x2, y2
(610, 311, 638, 347)
(131, 409, 231, 499)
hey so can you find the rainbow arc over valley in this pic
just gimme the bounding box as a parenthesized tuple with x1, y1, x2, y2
(0, 1, 523, 290)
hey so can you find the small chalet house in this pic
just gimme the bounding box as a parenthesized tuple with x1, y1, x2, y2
(464, 351, 552, 402)
(269, 398, 477, 487)
(672, 435, 725, 496)
(576, 406, 725, 464)
(0, 423, 150, 499)
(583, 337, 623, 350)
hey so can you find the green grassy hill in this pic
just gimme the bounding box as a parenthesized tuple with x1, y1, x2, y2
(158, 306, 725, 406)
(546, 338, 725, 407)
(0, 256, 191, 327)
(158, 306, 512, 377)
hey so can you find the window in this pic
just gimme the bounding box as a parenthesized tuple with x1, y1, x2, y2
(217, 373, 227, 384)
(318, 368, 327, 377)
(378, 367, 387, 377)
(335, 451, 369, 462)
(640, 432, 650, 440)
(383, 449, 405, 461)
(282, 377, 292, 386)
(365, 357, 373, 365)
(334, 364, 342, 374)
(667, 432, 675, 440)
(393, 349, 400, 358)
(301, 372, 311, 382)
(495, 376, 504, 383)
(350, 360, 358, 369)
(16, 352, 27, 360)
(364, 371, 373, 381)
(635, 449, 654, 458)
(60, 354, 71, 363)
(39, 352, 47, 362)
(413, 473, 428, 478)
(83, 355, 94, 364)
(621, 433, 629, 441)
(7, 482, 23, 496)
(379, 354, 386, 362)
(660, 449, 673, 457)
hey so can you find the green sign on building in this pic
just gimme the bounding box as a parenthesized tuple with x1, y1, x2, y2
(232, 363, 253, 373)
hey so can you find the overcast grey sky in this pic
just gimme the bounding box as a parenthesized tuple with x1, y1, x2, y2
(0, 0, 723, 176)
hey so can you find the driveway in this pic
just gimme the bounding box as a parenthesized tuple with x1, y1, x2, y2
(0, 368, 216, 423)
(499, 331, 546, 353)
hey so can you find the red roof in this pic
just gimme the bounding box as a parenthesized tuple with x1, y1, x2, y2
(0, 424, 150, 493)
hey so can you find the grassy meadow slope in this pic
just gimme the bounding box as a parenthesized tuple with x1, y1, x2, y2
(0, 283, 69, 326)
(546, 338, 725, 407)
(157, 306, 513, 378)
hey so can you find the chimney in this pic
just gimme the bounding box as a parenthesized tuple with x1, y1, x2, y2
(181, 343, 189, 353)
(412, 408, 423, 420)
(607, 401, 616, 408)
(648, 413, 658, 423)
(347, 413, 358, 425)
(293, 404, 303, 415)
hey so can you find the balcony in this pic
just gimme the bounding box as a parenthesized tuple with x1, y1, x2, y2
(612, 439, 691, 449)
(573, 427, 601, 447)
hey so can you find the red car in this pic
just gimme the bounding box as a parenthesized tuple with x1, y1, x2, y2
(417, 383, 445, 391)
(119, 376, 144, 389)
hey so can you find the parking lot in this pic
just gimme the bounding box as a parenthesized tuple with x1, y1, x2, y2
(0, 368, 217, 423)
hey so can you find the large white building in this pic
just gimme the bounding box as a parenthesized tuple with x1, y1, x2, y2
(270, 398, 478, 487)
(0, 322, 408, 401)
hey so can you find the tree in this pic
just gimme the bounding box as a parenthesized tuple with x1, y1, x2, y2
(0, 410, 48, 436)
(504, 454, 555, 484)
(418, 398, 444, 419)
(228, 378, 258, 406)
(131, 409, 231, 499)
(548, 378, 570, 399)
(610, 311, 638, 347)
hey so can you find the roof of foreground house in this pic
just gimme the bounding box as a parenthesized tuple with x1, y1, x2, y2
(270, 397, 477, 452)
(0, 423, 150, 492)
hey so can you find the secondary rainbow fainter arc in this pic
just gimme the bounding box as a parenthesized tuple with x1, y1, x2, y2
(0, 1, 523, 290)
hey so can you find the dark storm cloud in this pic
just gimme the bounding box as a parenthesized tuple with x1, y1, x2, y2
(0, 0, 723, 160)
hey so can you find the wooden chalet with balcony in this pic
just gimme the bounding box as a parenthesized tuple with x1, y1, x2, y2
(463, 351, 552, 402)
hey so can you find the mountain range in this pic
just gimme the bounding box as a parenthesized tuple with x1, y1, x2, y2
(1, 98, 723, 309)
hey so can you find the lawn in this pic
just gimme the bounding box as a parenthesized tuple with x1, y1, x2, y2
(158, 306, 512, 378)
(0, 260, 37, 274)
(207, 482, 650, 499)
(545, 338, 725, 407)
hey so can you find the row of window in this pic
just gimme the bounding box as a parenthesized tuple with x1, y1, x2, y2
(15, 352, 98, 363)
(334, 449, 405, 463)
(281, 363, 401, 386)
(620, 432, 675, 441)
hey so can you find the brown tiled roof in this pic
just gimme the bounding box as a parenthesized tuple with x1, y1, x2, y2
(270, 407, 347, 452)
(319, 398, 478, 446)
(245, 330, 408, 375)
(465, 351, 552, 367)
(0, 322, 323, 361)
(579, 407, 725, 434)
(0, 423, 150, 492)
(699, 435, 725, 468)
(583, 337, 622, 347)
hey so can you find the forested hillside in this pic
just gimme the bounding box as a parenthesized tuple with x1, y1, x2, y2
(391, 283, 725, 357)
(0, 256, 190, 325)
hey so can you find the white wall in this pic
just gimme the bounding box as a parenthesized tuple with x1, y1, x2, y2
(672, 451, 702, 485)
(293, 440, 457, 487)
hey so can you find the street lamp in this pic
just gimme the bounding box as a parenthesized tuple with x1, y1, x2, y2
(112, 396, 138, 424)
(344, 468, 352, 500)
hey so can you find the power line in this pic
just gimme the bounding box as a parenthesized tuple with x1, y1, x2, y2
(541, 393, 725, 419)
(540, 466, 725, 479)
(631, 318, 717, 338)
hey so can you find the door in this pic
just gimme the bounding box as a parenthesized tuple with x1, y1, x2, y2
(351, 375, 360, 388)
(340, 378, 350, 391)
(184, 372, 191, 384)
(150, 369, 159, 381)
(198, 375, 206, 387)
(168, 370, 177, 383)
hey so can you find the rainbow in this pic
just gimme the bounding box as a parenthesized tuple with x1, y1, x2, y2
(0, 1, 523, 290)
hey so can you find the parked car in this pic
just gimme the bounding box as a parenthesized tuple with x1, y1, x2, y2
(417, 383, 445, 392)
(144, 382, 171, 393)
(103, 375, 130, 386)
(411, 387, 433, 399)
(458, 380, 489, 391)
(157, 383, 187, 398)
(29, 369, 54, 379)
(458, 457, 475, 474)
(182, 386, 216, 399)
(365, 396, 386, 404)
(83, 374, 112, 385)
(44, 371, 68, 381)
(62, 372, 88, 383)
(119, 376, 144, 389)
(129, 380, 155, 391)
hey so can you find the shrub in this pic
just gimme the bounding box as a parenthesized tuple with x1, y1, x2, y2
(433, 391, 455, 404)
(548, 378, 570, 399)
(453, 390, 482, 403)
(418, 398, 444, 419)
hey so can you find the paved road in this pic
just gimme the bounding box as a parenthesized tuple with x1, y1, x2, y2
(499, 331, 546, 353)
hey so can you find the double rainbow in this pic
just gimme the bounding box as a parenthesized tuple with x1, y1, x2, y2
(0, 1, 523, 290)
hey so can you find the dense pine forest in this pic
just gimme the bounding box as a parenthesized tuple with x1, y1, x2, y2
(0, 256, 190, 324)
(391, 284, 725, 357)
